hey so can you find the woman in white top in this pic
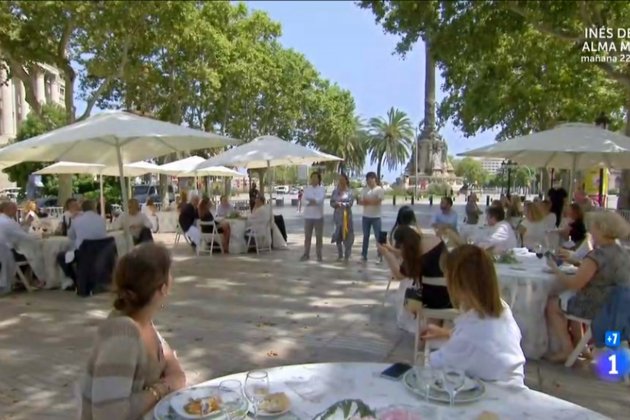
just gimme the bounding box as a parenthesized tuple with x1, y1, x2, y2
(114, 198, 152, 243)
(422, 245, 526, 388)
(519, 201, 549, 250)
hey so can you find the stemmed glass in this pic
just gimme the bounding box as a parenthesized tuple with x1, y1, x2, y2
(414, 366, 438, 402)
(244, 370, 269, 419)
(219, 379, 245, 420)
(534, 243, 544, 259)
(441, 367, 466, 407)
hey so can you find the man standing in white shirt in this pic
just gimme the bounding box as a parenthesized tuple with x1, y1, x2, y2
(477, 206, 518, 253)
(358, 172, 384, 262)
(0, 201, 46, 287)
(301, 172, 326, 262)
(57, 200, 107, 289)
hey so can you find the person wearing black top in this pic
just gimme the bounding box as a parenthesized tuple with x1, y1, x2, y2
(178, 193, 200, 248)
(561, 203, 587, 245)
(547, 187, 568, 227)
(249, 182, 259, 212)
(378, 225, 452, 309)
(197, 197, 231, 252)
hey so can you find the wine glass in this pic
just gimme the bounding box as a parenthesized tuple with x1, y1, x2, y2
(244, 370, 269, 419)
(219, 379, 245, 420)
(534, 243, 544, 259)
(414, 366, 437, 402)
(441, 367, 466, 407)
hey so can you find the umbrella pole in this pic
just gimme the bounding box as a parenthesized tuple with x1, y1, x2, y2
(99, 173, 105, 220)
(268, 160, 273, 248)
(116, 142, 132, 249)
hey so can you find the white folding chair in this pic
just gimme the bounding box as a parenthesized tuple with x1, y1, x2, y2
(246, 222, 271, 254)
(413, 276, 459, 364)
(174, 222, 190, 247)
(15, 261, 35, 292)
(197, 221, 223, 256)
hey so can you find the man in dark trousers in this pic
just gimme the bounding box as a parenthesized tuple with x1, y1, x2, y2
(249, 182, 259, 212)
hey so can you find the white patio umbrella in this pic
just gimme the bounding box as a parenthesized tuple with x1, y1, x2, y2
(0, 111, 240, 212)
(458, 123, 630, 197)
(34, 161, 160, 216)
(198, 135, 342, 231)
(157, 155, 244, 177)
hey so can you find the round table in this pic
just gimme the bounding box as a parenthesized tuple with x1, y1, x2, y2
(154, 363, 608, 419)
(495, 254, 558, 359)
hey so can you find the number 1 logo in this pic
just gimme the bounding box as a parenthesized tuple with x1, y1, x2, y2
(608, 354, 619, 375)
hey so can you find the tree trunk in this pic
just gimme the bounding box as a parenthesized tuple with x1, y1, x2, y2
(618, 94, 630, 209)
(376, 157, 383, 183)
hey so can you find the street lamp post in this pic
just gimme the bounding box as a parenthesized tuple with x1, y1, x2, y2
(595, 112, 610, 207)
(501, 160, 517, 197)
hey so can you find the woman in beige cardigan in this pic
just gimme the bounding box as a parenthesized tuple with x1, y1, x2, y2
(78, 243, 186, 419)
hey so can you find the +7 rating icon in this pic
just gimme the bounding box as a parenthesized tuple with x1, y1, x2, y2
(605, 331, 621, 348)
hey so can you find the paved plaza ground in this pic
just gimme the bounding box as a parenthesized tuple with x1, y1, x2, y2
(0, 203, 628, 419)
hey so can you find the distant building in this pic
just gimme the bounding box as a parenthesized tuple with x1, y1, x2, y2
(0, 63, 65, 188)
(477, 157, 504, 175)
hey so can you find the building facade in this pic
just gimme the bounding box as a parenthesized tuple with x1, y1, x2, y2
(0, 63, 65, 188)
(477, 157, 504, 175)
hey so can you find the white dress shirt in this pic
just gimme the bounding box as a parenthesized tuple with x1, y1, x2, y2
(430, 303, 526, 388)
(0, 214, 33, 249)
(68, 210, 108, 249)
(361, 186, 384, 218)
(544, 212, 557, 229)
(302, 185, 326, 219)
(216, 203, 234, 218)
(478, 220, 518, 253)
(114, 212, 152, 238)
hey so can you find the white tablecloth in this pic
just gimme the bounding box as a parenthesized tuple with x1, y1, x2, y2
(495, 254, 557, 359)
(18, 231, 131, 289)
(222, 218, 288, 254)
(156, 211, 179, 233)
(155, 363, 607, 419)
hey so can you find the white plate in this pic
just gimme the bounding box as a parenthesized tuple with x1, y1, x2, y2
(167, 386, 227, 419)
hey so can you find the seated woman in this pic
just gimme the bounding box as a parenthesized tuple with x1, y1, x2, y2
(197, 197, 230, 253)
(519, 201, 548, 250)
(545, 211, 630, 363)
(388, 206, 418, 244)
(142, 198, 159, 233)
(422, 245, 526, 388)
(114, 199, 153, 245)
(21, 200, 41, 229)
(559, 203, 587, 247)
(378, 207, 420, 332)
(78, 243, 186, 418)
(215, 195, 234, 219)
(378, 225, 452, 333)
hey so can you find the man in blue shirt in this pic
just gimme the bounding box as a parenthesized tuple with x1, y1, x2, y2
(431, 196, 458, 231)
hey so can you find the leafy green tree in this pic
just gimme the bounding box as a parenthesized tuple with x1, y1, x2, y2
(359, 0, 630, 208)
(367, 107, 414, 181)
(3, 104, 66, 190)
(454, 157, 488, 186)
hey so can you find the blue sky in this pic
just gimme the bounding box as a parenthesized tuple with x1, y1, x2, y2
(78, 1, 498, 182)
(245, 0, 498, 181)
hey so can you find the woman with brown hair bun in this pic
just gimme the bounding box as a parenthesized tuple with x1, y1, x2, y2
(421, 245, 525, 387)
(79, 243, 186, 419)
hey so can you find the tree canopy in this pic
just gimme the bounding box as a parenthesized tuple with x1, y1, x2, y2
(0, 1, 360, 198)
(368, 107, 414, 181)
(453, 157, 488, 187)
(359, 0, 630, 207)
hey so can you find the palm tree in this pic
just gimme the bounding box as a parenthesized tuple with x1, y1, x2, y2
(368, 107, 414, 181)
(318, 115, 369, 175)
